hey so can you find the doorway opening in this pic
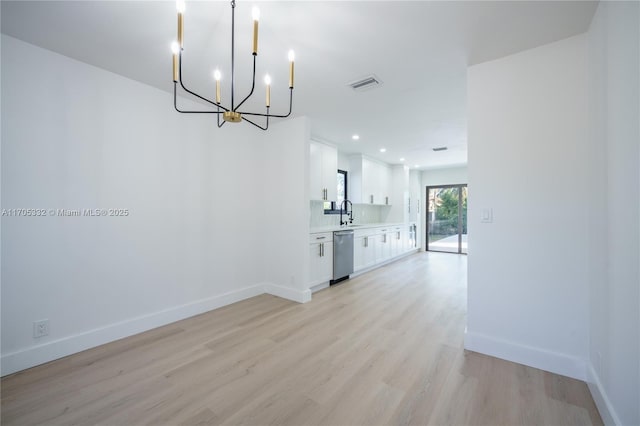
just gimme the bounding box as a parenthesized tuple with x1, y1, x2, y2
(426, 185, 467, 254)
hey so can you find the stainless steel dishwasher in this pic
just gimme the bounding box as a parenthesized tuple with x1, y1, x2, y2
(332, 230, 354, 284)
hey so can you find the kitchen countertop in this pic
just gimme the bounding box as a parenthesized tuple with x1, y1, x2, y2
(310, 222, 415, 234)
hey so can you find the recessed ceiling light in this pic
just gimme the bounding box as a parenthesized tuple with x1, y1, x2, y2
(352, 134, 360, 140)
(380, 148, 386, 153)
(399, 158, 405, 162)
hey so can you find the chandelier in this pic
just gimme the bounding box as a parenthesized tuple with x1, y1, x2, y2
(171, 0, 295, 130)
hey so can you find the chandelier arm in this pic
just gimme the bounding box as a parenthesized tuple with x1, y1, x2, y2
(234, 55, 257, 111)
(178, 51, 229, 111)
(242, 115, 268, 131)
(238, 88, 293, 118)
(217, 105, 226, 127)
(174, 83, 224, 114)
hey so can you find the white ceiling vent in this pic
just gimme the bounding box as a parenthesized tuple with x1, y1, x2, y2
(348, 75, 383, 92)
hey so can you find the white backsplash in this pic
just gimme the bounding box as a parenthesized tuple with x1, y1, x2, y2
(310, 201, 391, 228)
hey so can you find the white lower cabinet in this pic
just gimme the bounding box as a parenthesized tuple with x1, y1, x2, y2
(354, 236, 365, 271)
(309, 232, 333, 287)
(312, 224, 418, 282)
(391, 226, 402, 258)
(378, 229, 393, 262)
(354, 231, 376, 272)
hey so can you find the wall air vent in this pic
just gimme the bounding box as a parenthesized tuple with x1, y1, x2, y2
(348, 75, 382, 92)
(433, 147, 448, 152)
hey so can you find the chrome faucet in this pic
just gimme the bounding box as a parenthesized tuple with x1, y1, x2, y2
(340, 199, 354, 226)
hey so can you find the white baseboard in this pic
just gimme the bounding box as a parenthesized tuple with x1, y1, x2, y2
(586, 363, 621, 426)
(1, 283, 309, 377)
(464, 330, 587, 381)
(310, 282, 330, 293)
(264, 283, 311, 303)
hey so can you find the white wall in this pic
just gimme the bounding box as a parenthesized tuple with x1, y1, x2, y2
(0, 35, 309, 375)
(421, 166, 468, 187)
(337, 151, 350, 173)
(260, 117, 311, 303)
(466, 35, 590, 380)
(587, 2, 639, 425)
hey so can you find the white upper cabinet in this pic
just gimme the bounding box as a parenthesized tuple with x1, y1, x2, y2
(349, 155, 391, 205)
(310, 141, 338, 202)
(360, 158, 376, 204)
(378, 162, 391, 205)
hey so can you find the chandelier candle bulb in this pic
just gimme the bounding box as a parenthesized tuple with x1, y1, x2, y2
(214, 69, 221, 104)
(288, 50, 295, 88)
(252, 7, 260, 54)
(171, 42, 180, 82)
(264, 74, 271, 107)
(176, 0, 185, 48)
(177, 6, 184, 48)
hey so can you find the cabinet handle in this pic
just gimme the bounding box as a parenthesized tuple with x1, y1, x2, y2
(385, 196, 389, 205)
(370, 194, 374, 204)
(319, 243, 323, 257)
(365, 237, 368, 248)
(383, 234, 387, 243)
(316, 236, 326, 240)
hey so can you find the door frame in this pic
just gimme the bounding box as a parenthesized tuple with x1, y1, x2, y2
(425, 184, 467, 254)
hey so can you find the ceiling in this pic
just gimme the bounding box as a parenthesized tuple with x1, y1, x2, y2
(1, 1, 598, 170)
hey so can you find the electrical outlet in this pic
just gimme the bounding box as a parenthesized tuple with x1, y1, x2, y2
(33, 319, 49, 338)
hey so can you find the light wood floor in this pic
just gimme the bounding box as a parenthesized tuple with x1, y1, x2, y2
(1, 252, 602, 426)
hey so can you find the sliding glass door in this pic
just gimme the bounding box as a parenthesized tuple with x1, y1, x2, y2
(426, 185, 467, 254)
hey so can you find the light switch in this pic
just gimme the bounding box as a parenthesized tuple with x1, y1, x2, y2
(481, 208, 493, 223)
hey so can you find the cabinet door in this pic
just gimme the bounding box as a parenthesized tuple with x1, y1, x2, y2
(318, 242, 333, 283)
(309, 242, 333, 286)
(361, 159, 392, 205)
(364, 236, 377, 267)
(321, 144, 338, 202)
(387, 231, 396, 259)
(361, 159, 375, 204)
(405, 227, 415, 252)
(309, 142, 324, 201)
(379, 165, 391, 205)
(354, 236, 367, 271)
(375, 233, 385, 261)
(391, 228, 403, 257)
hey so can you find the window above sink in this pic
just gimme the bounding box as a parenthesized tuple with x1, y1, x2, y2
(324, 169, 348, 215)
